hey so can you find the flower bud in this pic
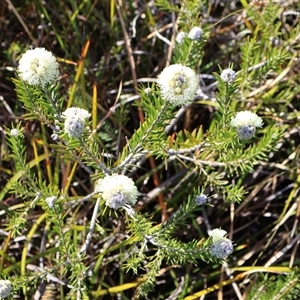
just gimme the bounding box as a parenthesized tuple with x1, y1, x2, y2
(236, 125, 256, 140)
(0, 280, 12, 298)
(195, 194, 207, 205)
(220, 68, 236, 83)
(10, 129, 19, 137)
(45, 196, 57, 209)
(188, 26, 203, 41)
(210, 238, 233, 259)
(176, 31, 187, 44)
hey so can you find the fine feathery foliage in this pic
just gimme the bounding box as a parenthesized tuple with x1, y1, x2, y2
(1, 0, 299, 299)
(247, 271, 300, 300)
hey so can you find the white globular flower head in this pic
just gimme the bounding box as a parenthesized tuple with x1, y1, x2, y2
(176, 31, 187, 44)
(230, 111, 263, 140)
(94, 174, 138, 209)
(18, 47, 59, 87)
(195, 194, 207, 205)
(188, 26, 203, 41)
(45, 196, 57, 209)
(0, 280, 12, 298)
(157, 64, 198, 106)
(62, 107, 91, 138)
(210, 238, 233, 259)
(209, 229, 233, 259)
(220, 68, 236, 83)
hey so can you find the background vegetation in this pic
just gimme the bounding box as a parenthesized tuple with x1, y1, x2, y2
(0, 0, 300, 299)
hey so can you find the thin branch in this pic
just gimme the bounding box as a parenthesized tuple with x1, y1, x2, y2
(79, 197, 101, 254)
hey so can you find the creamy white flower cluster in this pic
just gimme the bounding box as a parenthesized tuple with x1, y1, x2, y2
(94, 174, 138, 209)
(230, 111, 263, 140)
(176, 26, 203, 43)
(209, 229, 233, 259)
(0, 280, 12, 298)
(18, 47, 59, 87)
(157, 64, 198, 106)
(61, 107, 91, 138)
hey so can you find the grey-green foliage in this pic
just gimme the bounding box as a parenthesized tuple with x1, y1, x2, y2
(247, 272, 300, 300)
(106, 0, 293, 295)
(124, 195, 213, 296)
(3, 0, 300, 299)
(13, 78, 63, 124)
(115, 88, 173, 172)
(5, 123, 89, 295)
